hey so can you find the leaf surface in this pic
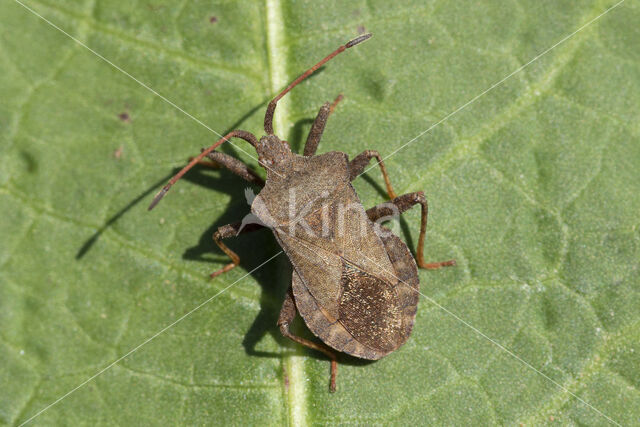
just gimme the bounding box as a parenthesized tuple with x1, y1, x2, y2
(1, 0, 639, 425)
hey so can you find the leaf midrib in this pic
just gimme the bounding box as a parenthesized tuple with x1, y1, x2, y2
(263, 0, 308, 425)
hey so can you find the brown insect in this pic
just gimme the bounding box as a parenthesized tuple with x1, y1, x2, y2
(149, 34, 455, 392)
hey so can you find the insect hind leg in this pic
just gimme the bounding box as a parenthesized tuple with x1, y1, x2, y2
(277, 287, 338, 392)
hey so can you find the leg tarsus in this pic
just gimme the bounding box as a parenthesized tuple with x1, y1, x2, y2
(211, 229, 240, 278)
(421, 260, 457, 270)
(210, 222, 264, 278)
(329, 94, 343, 113)
(348, 150, 397, 199)
(412, 192, 456, 270)
(278, 288, 338, 392)
(329, 359, 337, 392)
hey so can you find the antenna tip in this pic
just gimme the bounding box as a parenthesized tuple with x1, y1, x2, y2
(346, 33, 372, 48)
(148, 186, 169, 211)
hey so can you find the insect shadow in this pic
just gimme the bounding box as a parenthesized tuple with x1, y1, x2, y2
(177, 165, 290, 353)
(75, 98, 267, 260)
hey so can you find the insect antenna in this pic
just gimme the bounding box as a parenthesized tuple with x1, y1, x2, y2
(263, 33, 372, 135)
(148, 130, 258, 210)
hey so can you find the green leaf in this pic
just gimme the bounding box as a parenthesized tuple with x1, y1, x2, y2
(1, 0, 639, 425)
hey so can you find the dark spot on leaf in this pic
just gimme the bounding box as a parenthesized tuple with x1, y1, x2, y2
(357, 25, 366, 35)
(209, 16, 218, 24)
(118, 112, 130, 122)
(19, 150, 37, 173)
(360, 71, 389, 101)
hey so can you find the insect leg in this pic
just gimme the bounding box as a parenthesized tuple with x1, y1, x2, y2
(277, 287, 339, 392)
(303, 94, 343, 156)
(366, 192, 456, 270)
(348, 150, 397, 199)
(201, 151, 265, 186)
(188, 152, 264, 186)
(148, 130, 259, 210)
(210, 222, 265, 278)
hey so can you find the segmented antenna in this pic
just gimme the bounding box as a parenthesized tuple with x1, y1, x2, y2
(263, 33, 372, 135)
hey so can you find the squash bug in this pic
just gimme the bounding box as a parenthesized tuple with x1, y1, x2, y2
(149, 34, 455, 392)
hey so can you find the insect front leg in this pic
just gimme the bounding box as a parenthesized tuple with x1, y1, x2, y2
(211, 222, 264, 278)
(303, 94, 343, 156)
(191, 151, 264, 187)
(277, 287, 339, 392)
(366, 192, 456, 270)
(348, 150, 397, 199)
